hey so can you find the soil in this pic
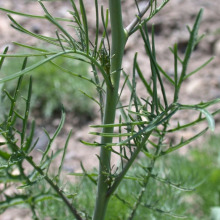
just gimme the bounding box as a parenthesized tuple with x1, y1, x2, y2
(0, 0, 220, 219)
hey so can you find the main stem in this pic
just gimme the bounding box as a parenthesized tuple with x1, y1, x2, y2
(92, 1, 126, 219)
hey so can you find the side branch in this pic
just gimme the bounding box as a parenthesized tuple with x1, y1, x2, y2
(125, 0, 153, 35)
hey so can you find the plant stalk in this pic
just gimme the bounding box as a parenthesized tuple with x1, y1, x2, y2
(92, 1, 126, 219)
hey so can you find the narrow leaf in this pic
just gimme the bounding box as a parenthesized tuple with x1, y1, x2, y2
(184, 57, 214, 80)
(198, 108, 215, 131)
(0, 7, 72, 21)
(0, 150, 11, 160)
(161, 128, 208, 155)
(0, 47, 9, 70)
(57, 130, 72, 178)
(90, 121, 149, 128)
(79, 0, 89, 54)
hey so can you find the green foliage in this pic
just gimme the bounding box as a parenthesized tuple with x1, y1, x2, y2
(189, 135, 220, 217)
(0, 75, 82, 219)
(46, 138, 220, 220)
(0, 0, 219, 220)
(36, 142, 220, 220)
(1, 54, 95, 118)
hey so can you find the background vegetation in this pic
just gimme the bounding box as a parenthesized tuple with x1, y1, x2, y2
(0, 52, 95, 118)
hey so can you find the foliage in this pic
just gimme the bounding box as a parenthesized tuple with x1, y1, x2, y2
(1, 54, 94, 118)
(19, 137, 220, 220)
(189, 135, 220, 218)
(0, 0, 219, 220)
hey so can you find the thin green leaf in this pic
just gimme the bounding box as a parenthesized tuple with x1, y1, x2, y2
(69, 172, 98, 177)
(184, 56, 214, 80)
(34, 193, 62, 203)
(135, 57, 153, 96)
(90, 121, 149, 128)
(8, 15, 69, 49)
(0, 163, 8, 169)
(178, 9, 203, 86)
(169, 47, 183, 64)
(21, 74, 31, 145)
(6, 76, 24, 123)
(49, 60, 96, 86)
(142, 203, 187, 219)
(142, 24, 158, 114)
(143, 151, 155, 159)
(80, 162, 97, 185)
(79, 90, 101, 107)
(157, 63, 175, 85)
(0, 51, 67, 83)
(198, 108, 215, 131)
(56, 30, 65, 51)
(0, 47, 9, 70)
(122, 71, 141, 105)
(0, 50, 111, 89)
(117, 71, 129, 105)
(41, 109, 65, 162)
(151, 24, 168, 108)
(178, 101, 220, 131)
(0, 52, 59, 58)
(150, 174, 195, 191)
(69, 172, 143, 182)
(29, 149, 62, 182)
(0, 195, 28, 209)
(0, 150, 11, 160)
(130, 0, 170, 35)
(46, 151, 54, 175)
(100, 6, 110, 52)
(0, 7, 72, 21)
(38, 1, 76, 49)
(89, 132, 135, 137)
(93, 0, 99, 57)
(17, 176, 45, 189)
(69, 0, 81, 24)
(161, 128, 208, 156)
(79, 0, 89, 54)
(80, 140, 101, 147)
(117, 107, 178, 146)
(173, 43, 179, 102)
(50, 108, 66, 139)
(196, 98, 220, 108)
(13, 42, 51, 52)
(57, 130, 72, 178)
(23, 120, 35, 154)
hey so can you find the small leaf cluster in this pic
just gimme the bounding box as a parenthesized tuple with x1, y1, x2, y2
(1, 54, 94, 118)
(0, 63, 81, 218)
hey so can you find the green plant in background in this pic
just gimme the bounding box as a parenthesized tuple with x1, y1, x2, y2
(27, 136, 220, 220)
(1, 53, 94, 118)
(12, 138, 218, 220)
(0, 0, 220, 220)
(189, 135, 220, 219)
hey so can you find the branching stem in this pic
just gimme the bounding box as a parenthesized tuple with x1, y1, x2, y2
(125, 0, 154, 36)
(92, 1, 126, 219)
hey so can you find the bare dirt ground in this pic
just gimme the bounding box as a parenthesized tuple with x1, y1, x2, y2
(0, 0, 220, 219)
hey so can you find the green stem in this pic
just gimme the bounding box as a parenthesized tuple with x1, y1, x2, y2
(25, 156, 83, 220)
(92, 1, 126, 219)
(128, 123, 167, 219)
(107, 132, 152, 196)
